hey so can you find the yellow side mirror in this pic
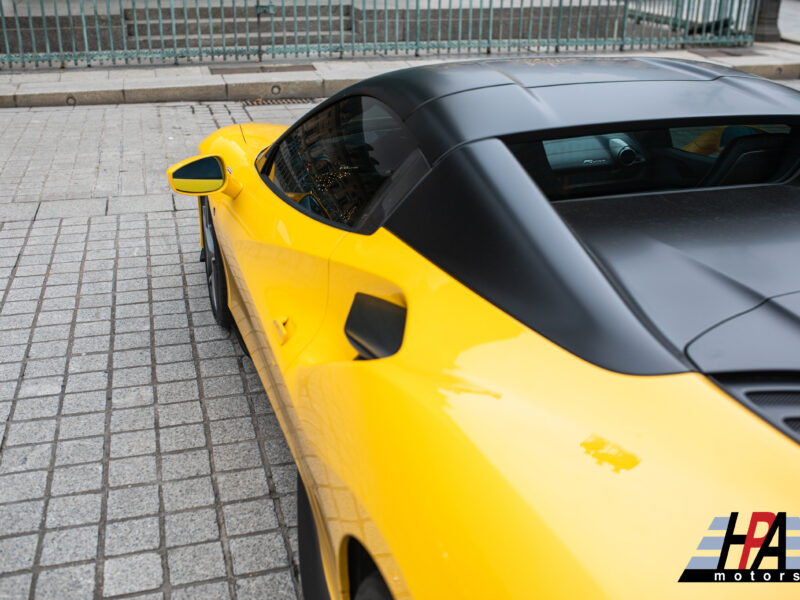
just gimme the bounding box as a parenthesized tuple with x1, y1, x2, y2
(167, 155, 226, 195)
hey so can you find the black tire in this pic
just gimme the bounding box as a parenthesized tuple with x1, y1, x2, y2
(200, 197, 232, 328)
(297, 471, 332, 600)
(353, 572, 393, 600)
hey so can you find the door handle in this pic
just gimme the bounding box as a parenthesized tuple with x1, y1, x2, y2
(344, 293, 406, 360)
(273, 316, 291, 345)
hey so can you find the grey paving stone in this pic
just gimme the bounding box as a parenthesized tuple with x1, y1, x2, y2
(0, 534, 38, 573)
(113, 366, 153, 388)
(155, 345, 193, 365)
(35, 310, 75, 327)
(55, 437, 105, 466)
(167, 542, 226, 585)
(0, 500, 44, 536)
(0, 362, 23, 382)
(114, 332, 151, 351)
(51, 463, 103, 495)
(264, 437, 294, 465)
(157, 401, 203, 427)
(161, 449, 210, 481)
(27, 340, 69, 359)
(111, 385, 154, 408)
(280, 494, 297, 528)
(109, 455, 157, 487)
(235, 571, 295, 600)
(62, 391, 106, 414)
(107, 485, 160, 520)
(0, 471, 48, 503)
(155, 328, 191, 347)
(35, 564, 95, 600)
(165, 508, 219, 547)
(68, 353, 109, 374)
(65, 371, 108, 394)
(111, 429, 156, 458)
(155, 361, 196, 383)
(71, 335, 110, 354)
(59, 413, 106, 439)
(5, 419, 57, 446)
(17, 376, 63, 399)
(204, 397, 250, 421)
(209, 418, 255, 445)
(111, 406, 155, 432)
(162, 476, 215, 512)
(159, 423, 206, 453)
(270, 465, 296, 496)
(40, 525, 99, 566)
(0, 401, 11, 422)
(103, 552, 163, 596)
(0, 573, 32, 599)
(12, 395, 60, 420)
(172, 581, 231, 600)
(0, 443, 53, 473)
(222, 499, 278, 536)
(213, 441, 262, 472)
(229, 532, 289, 575)
(216, 469, 269, 503)
(45, 492, 101, 529)
(113, 349, 152, 369)
(104, 516, 160, 556)
(202, 376, 244, 399)
(199, 358, 240, 379)
(157, 381, 199, 404)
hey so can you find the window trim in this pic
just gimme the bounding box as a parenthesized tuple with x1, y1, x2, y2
(255, 93, 425, 235)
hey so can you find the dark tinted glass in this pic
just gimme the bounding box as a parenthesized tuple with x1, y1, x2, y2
(269, 96, 416, 227)
(507, 123, 797, 201)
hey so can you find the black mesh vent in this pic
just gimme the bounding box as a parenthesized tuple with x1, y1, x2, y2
(747, 391, 800, 407)
(785, 418, 800, 433)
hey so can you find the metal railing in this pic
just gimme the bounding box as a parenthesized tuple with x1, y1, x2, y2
(1, 0, 761, 67)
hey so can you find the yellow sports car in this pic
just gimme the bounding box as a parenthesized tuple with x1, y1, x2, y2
(167, 58, 800, 599)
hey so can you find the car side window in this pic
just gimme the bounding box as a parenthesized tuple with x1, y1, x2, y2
(267, 96, 417, 229)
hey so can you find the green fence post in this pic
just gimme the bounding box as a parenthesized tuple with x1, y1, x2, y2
(0, 0, 11, 66)
(619, 0, 628, 49)
(555, 0, 562, 51)
(415, 0, 420, 55)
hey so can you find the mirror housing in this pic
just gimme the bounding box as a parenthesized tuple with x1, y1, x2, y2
(167, 155, 226, 195)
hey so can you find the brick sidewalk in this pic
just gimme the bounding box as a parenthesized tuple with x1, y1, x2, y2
(0, 104, 314, 599)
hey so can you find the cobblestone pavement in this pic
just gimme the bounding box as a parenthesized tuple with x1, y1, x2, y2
(0, 102, 321, 599)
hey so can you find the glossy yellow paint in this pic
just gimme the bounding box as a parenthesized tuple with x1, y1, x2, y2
(169, 124, 800, 600)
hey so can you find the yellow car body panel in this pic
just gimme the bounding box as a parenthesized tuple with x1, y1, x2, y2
(170, 123, 800, 600)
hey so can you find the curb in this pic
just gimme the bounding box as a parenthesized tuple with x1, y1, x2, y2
(1, 61, 800, 108)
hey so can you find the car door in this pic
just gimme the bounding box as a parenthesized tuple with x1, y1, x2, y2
(212, 95, 424, 395)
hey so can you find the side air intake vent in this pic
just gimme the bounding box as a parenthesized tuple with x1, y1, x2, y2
(713, 374, 800, 446)
(785, 419, 800, 434)
(747, 391, 800, 407)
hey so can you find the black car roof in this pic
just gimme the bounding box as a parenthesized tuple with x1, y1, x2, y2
(341, 57, 800, 161)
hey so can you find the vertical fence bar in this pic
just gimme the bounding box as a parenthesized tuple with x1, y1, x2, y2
(119, 0, 129, 62)
(386, 0, 390, 54)
(66, 0, 78, 65)
(220, 0, 226, 58)
(339, 0, 344, 55)
(156, 0, 166, 62)
(415, 0, 420, 54)
(487, 0, 493, 52)
(619, 0, 628, 48)
(373, 0, 378, 54)
(292, 0, 298, 56)
(132, 0, 141, 62)
(207, 0, 214, 59)
(437, 0, 442, 52)
(26, 0, 40, 66)
(53, 0, 65, 63)
(497, 0, 503, 52)
(554, 0, 562, 51)
(39, 0, 53, 65)
(306, 0, 311, 57)
(0, 1, 11, 66)
(395, 0, 399, 53)
(169, 0, 178, 61)
(78, 0, 90, 64)
(106, 0, 115, 62)
(92, 0, 103, 62)
(11, 0, 26, 66)
(233, 0, 239, 58)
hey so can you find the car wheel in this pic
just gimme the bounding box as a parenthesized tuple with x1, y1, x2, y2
(200, 197, 232, 328)
(353, 572, 393, 600)
(297, 471, 332, 600)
